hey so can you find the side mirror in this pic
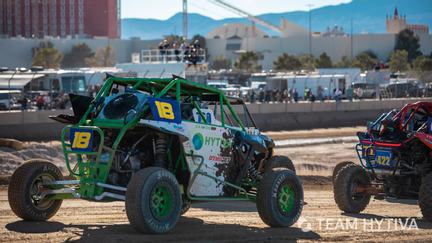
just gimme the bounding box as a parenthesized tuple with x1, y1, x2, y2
(124, 109, 137, 125)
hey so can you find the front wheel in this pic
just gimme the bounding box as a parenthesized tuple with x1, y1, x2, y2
(265, 155, 296, 174)
(256, 169, 303, 227)
(125, 167, 182, 234)
(419, 173, 432, 221)
(332, 161, 355, 184)
(8, 160, 63, 221)
(333, 164, 371, 213)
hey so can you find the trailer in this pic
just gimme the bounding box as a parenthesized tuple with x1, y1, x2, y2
(268, 73, 349, 99)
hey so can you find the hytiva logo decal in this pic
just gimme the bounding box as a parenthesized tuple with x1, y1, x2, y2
(192, 133, 204, 150)
(204, 136, 232, 148)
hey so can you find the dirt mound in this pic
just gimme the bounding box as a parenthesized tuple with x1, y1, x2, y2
(0, 141, 66, 181)
(299, 175, 332, 186)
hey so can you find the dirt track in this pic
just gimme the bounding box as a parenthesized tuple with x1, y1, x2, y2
(1, 127, 431, 242)
(1, 186, 431, 242)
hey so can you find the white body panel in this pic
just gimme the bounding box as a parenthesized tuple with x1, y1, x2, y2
(139, 119, 237, 197)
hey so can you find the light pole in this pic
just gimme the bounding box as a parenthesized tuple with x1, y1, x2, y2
(307, 4, 314, 71)
(350, 18, 354, 60)
(183, 0, 188, 41)
(7, 69, 18, 111)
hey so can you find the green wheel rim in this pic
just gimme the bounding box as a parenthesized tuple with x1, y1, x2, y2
(150, 185, 173, 219)
(278, 184, 295, 214)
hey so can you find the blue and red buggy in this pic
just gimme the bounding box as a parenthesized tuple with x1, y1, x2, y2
(333, 102, 432, 221)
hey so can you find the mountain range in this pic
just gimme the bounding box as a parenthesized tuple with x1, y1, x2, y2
(121, 0, 432, 40)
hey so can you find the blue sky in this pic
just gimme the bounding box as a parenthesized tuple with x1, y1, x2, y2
(121, 0, 352, 19)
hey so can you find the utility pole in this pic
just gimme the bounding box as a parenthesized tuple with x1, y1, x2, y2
(350, 18, 354, 60)
(183, 0, 188, 41)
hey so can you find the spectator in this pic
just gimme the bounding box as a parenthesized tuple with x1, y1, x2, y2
(355, 87, 364, 99)
(181, 42, 189, 62)
(282, 89, 288, 103)
(258, 89, 264, 103)
(158, 41, 165, 62)
(346, 86, 354, 102)
(53, 92, 68, 110)
(250, 90, 256, 103)
(163, 40, 170, 61)
(288, 88, 293, 102)
(43, 95, 51, 110)
(317, 86, 324, 102)
(310, 94, 316, 102)
(304, 87, 310, 100)
(163, 39, 170, 50)
(277, 89, 283, 103)
(293, 88, 298, 103)
(272, 88, 278, 103)
(193, 39, 200, 49)
(334, 88, 343, 102)
(173, 42, 181, 62)
(265, 90, 271, 103)
(18, 95, 28, 111)
(36, 95, 45, 110)
(306, 88, 312, 101)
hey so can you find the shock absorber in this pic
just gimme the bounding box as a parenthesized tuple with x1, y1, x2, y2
(248, 163, 261, 180)
(154, 134, 167, 168)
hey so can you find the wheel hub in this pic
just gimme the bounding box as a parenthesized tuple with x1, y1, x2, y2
(278, 184, 295, 214)
(150, 185, 172, 219)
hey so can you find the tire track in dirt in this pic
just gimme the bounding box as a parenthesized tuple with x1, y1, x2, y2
(1, 187, 431, 242)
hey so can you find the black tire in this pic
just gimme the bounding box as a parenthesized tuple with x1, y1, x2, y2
(265, 155, 296, 174)
(125, 167, 181, 234)
(333, 164, 371, 213)
(180, 198, 191, 216)
(256, 168, 303, 227)
(419, 173, 432, 221)
(332, 161, 355, 184)
(8, 159, 63, 221)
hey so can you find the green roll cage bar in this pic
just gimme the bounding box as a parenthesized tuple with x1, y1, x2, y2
(55, 76, 256, 201)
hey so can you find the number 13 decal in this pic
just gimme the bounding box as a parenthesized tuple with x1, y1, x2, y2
(149, 97, 181, 124)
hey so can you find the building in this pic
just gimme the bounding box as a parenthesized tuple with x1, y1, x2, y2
(386, 7, 429, 35)
(321, 25, 348, 37)
(206, 23, 268, 39)
(0, 0, 121, 39)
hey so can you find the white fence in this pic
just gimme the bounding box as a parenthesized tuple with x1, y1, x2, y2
(140, 48, 206, 64)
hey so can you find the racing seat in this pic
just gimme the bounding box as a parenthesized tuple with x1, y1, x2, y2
(181, 103, 194, 121)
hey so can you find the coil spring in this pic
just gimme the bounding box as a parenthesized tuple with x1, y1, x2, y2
(154, 136, 167, 167)
(248, 163, 260, 180)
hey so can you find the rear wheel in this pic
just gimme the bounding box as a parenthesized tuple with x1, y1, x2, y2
(265, 155, 296, 174)
(256, 169, 303, 227)
(180, 197, 191, 215)
(125, 167, 181, 234)
(332, 161, 355, 184)
(8, 160, 63, 221)
(333, 164, 371, 213)
(419, 173, 432, 221)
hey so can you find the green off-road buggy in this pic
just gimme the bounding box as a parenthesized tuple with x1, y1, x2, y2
(8, 76, 304, 233)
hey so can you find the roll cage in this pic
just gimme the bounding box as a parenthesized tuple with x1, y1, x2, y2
(59, 76, 255, 199)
